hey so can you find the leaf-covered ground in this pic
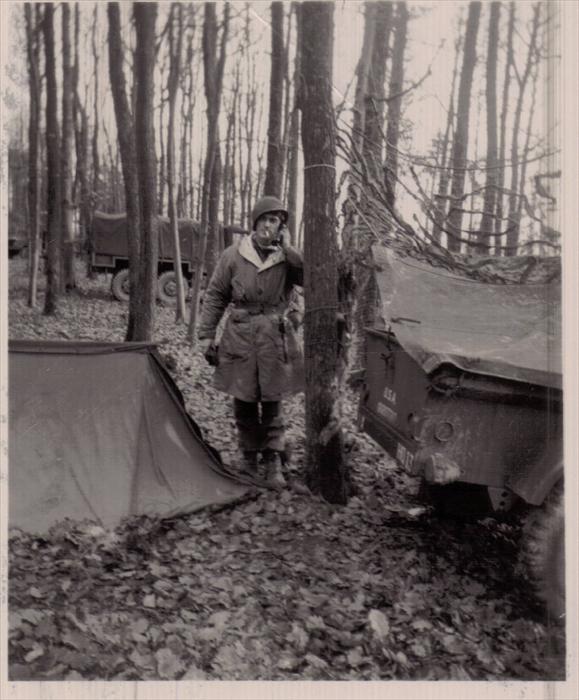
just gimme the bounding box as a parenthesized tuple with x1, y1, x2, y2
(6, 258, 565, 681)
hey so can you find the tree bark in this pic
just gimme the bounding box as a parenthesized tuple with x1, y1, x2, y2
(25, 4, 41, 308)
(61, 2, 76, 290)
(299, 1, 347, 504)
(264, 1, 285, 197)
(133, 2, 159, 341)
(478, 1, 500, 249)
(384, 1, 408, 206)
(167, 2, 187, 321)
(446, 0, 481, 253)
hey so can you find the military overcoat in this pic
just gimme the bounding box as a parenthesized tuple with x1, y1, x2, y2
(198, 235, 304, 402)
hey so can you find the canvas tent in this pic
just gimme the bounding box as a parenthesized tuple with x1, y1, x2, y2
(371, 246, 562, 390)
(9, 340, 249, 533)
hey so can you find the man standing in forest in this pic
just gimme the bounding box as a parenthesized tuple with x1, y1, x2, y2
(198, 196, 304, 488)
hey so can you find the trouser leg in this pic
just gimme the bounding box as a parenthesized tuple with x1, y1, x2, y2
(233, 398, 260, 453)
(260, 401, 285, 453)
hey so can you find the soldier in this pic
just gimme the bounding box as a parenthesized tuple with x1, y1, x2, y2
(198, 196, 304, 488)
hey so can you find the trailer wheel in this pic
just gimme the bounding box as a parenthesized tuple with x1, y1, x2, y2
(521, 481, 565, 622)
(157, 270, 189, 305)
(111, 268, 130, 302)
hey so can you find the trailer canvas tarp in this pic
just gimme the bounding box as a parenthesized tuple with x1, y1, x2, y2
(371, 246, 562, 390)
(9, 340, 249, 533)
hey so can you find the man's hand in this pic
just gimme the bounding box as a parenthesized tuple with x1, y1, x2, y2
(199, 338, 213, 355)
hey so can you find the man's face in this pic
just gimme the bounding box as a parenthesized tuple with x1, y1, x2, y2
(254, 213, 282, 248)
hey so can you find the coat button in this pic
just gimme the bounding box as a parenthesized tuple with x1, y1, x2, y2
(257, 288, 263, 295)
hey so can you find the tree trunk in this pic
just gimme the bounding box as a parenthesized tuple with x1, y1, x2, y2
(264, 1, 284, 197)
(384, 1, 408, 206)
(299, 1, 347, 504)
(25, 4, 41, 308)
(42, 2, 61, 315)
(506, 3, 540, 255)
(88, 4, 100, 276)
(516, 58, 540, 237)
(478, 1, 500, 249)
(446, 0, 481, 253)
(61, 3, 76, 290)
(133, 2, 159, 341)
(286, 1, 301, 245)
(167, 3, 187, 322)
(353, 1, 392, 371)
(188, 2, 230, 343)
(495, 2, 515, 245)
(433, 20, 462, 243)
(108, 2, 143, 341)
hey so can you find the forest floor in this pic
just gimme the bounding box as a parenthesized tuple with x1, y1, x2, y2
(6, 257, 566, 682)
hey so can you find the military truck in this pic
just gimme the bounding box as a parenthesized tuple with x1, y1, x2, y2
(358, 246, 564, 620)
(90, 211, 246, 303)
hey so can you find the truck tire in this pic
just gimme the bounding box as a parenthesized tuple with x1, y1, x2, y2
(157, 270, 189, 305)
(521, 481, 565, 622)
(111, 268, 130, 302)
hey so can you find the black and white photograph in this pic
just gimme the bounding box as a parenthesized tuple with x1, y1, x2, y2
(0, 0, 577, 696)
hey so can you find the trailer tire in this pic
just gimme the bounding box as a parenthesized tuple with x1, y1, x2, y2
(521, 481, 565, 622)
(157, 270, 189, 305)
(111, 268, 130, 302)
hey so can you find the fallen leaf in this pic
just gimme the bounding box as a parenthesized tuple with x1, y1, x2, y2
(155, 648, 185, 679)
(24, 644, 44, 663)
(208, 610, 230, 629)
(346, 647, 365, 667)
(305, 653, 328, 670)
(143, 594, 156, 609)
(368, 609, 390, 642)
(181, 664, 207, 680)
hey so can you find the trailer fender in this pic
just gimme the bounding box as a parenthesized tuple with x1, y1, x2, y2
(506, 438, 563, 506)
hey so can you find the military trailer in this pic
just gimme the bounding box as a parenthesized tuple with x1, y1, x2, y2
(358, 246, 564, 620)
(90, 212, 246, 303)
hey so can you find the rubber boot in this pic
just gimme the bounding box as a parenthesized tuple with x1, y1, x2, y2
(262, 449, 286, 489)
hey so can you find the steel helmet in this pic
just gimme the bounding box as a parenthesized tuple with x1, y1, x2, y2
(251, 196, 288, 230)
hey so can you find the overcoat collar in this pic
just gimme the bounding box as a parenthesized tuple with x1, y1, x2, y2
(238, 234, 285, 272)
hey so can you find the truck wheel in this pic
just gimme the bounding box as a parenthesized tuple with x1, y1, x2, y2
(111, 268, 130, 302)
(521, 481, 565, 622)
(157, 270, 189, 305)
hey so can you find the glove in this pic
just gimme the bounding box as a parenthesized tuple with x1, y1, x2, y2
(199, 338, 219, 367)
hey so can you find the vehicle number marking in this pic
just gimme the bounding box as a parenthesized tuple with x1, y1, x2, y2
(376, 402, 397, 424)
(382, 386, 397, 404)
(396, 441, 415, 471)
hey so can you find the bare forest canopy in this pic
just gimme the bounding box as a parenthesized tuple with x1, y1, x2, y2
(6, 0, 561, 291)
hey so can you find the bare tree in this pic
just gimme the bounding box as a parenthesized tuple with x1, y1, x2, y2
(299, 1, 348, 504)
(432, 15, 462, 243)
(495, 1, 515, 243)
(446, 0, 481, 253)
(133, 1, 159, 341)
(166, 3, 187, 321)
(188, 2, 230, 343)
(264, 1, 285, 197)
(477, 1, 500, 248)
(24, 4, 42, 308)
(286, 1, 302, 245)
(42, 2, 61, 314)
(61, 2, 76, 290)
(384, 1, 408, 206)
(108, 2, 144, 341)
(506, 3, 541, 254)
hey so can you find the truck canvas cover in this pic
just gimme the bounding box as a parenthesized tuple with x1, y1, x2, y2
(371, 246, 562, 390)
(9, 340, 249, 533)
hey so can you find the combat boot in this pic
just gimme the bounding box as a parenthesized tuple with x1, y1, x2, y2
(262, 449, 286, 489)
(238, 450, 259, 476)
